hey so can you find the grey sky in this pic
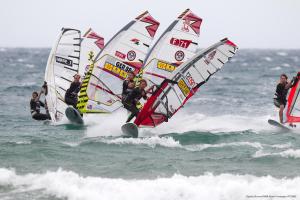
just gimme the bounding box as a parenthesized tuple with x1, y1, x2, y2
(0, 0, 299, 48)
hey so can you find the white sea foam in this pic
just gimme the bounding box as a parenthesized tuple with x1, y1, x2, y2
(5, 140, 32, 145)
(0, 168, 299, 200)
(269, 143, 292, 149)
(20, 81, 37, 87)
(253, 149, 300, 159)
(25, 64, 35, 68)
(185, 142, 263, 151)
(99, 137, 290, 153)
(83, 110, 264, 137)
(83, 109, 130, 137)
(282, 63, 290, 67)
(151, 112, 273, 134)
(56, 107, 279, 138)
(277, 52, 288, 56)
(62, 142, 80, 147)
(14, 141, 32, 145)
(271, 66, 282, 71)
(264, 57, 272, 62)
(100, 136, 181, 148)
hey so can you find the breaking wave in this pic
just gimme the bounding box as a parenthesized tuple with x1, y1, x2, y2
(0, 168, 299, 200)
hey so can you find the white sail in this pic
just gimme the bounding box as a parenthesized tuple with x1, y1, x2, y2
(79, 28, 104, 76)
(141, 9, 202, 89)
(44, 28, 81, 122)
(135, 38, 238, 127)
(45, 28, 104, 122)
(77, 11, 160, 114)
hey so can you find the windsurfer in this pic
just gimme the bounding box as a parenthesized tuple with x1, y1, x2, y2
(122, 71, 136, 102)
(30, 87, 51, 121)
(65, 74, 81, 108)
(123, 79, 150, 123)
(274, 73, 299, 124)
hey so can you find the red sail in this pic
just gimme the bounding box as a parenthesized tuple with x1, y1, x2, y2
(286, 73, 300, 123)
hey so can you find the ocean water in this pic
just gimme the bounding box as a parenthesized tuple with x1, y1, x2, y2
(0, 48, 300, 200)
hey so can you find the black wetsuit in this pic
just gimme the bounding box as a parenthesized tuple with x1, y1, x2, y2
(122, 80, 134, 101)
(123, 87, 147, 122)
(65, 82, 81, 108)
(274, 83, 288, 107)
(274, 78, 299, 108)
(30, 99, 51, 120)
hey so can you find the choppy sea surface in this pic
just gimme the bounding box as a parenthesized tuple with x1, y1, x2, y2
(0, 48, 300, 200)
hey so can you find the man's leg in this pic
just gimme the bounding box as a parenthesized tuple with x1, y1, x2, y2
(65, 96, 77, 108)
(124, 104, 139, 123)
(279, 104, 284, 123)
(33, 113, 50, 120)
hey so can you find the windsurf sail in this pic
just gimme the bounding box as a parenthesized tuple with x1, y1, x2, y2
(44, 28, 81, 122)
(141, 9, 202, 89)
(45, 28, 104, 122)
(134, 38, 238, 127)
(76, 11, 159, 114)
(286, 72, 300, 123)
(79, 28, 105, 76)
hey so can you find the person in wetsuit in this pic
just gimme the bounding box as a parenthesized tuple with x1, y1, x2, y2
(122, 71, 135, 102)
(123, 79, 148, 123)
(274, 73, 299, 124)
(65, 74, 81, 108)
(30, 90, 51, 120)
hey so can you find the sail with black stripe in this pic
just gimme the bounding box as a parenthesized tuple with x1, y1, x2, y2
(134, 38, 238, 127)
(286, 72, 300, 123)
(44, 28, 104, 122)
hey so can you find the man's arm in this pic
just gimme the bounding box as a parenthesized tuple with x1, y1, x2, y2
(35, 89, 44, 102)
(285, 81, 293, 89)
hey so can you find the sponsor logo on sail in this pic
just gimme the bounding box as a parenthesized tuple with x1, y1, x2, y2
(204, 50, 217, 65)
(55, 56, 73, 67)
(115, 51, 126, 60)
(170, 38, 192, 49)
(175, 50, 185, 61)
(157, 61, 176, 72)
(178, 78, 190, 97)
(131, 38, 140, 45)
(186, 72, 195, 87)
(103, 61, 135, 79)
(127, 50, 136, 61)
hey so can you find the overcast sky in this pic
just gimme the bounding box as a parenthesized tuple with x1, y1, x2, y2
(0, 0, 299, 49)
